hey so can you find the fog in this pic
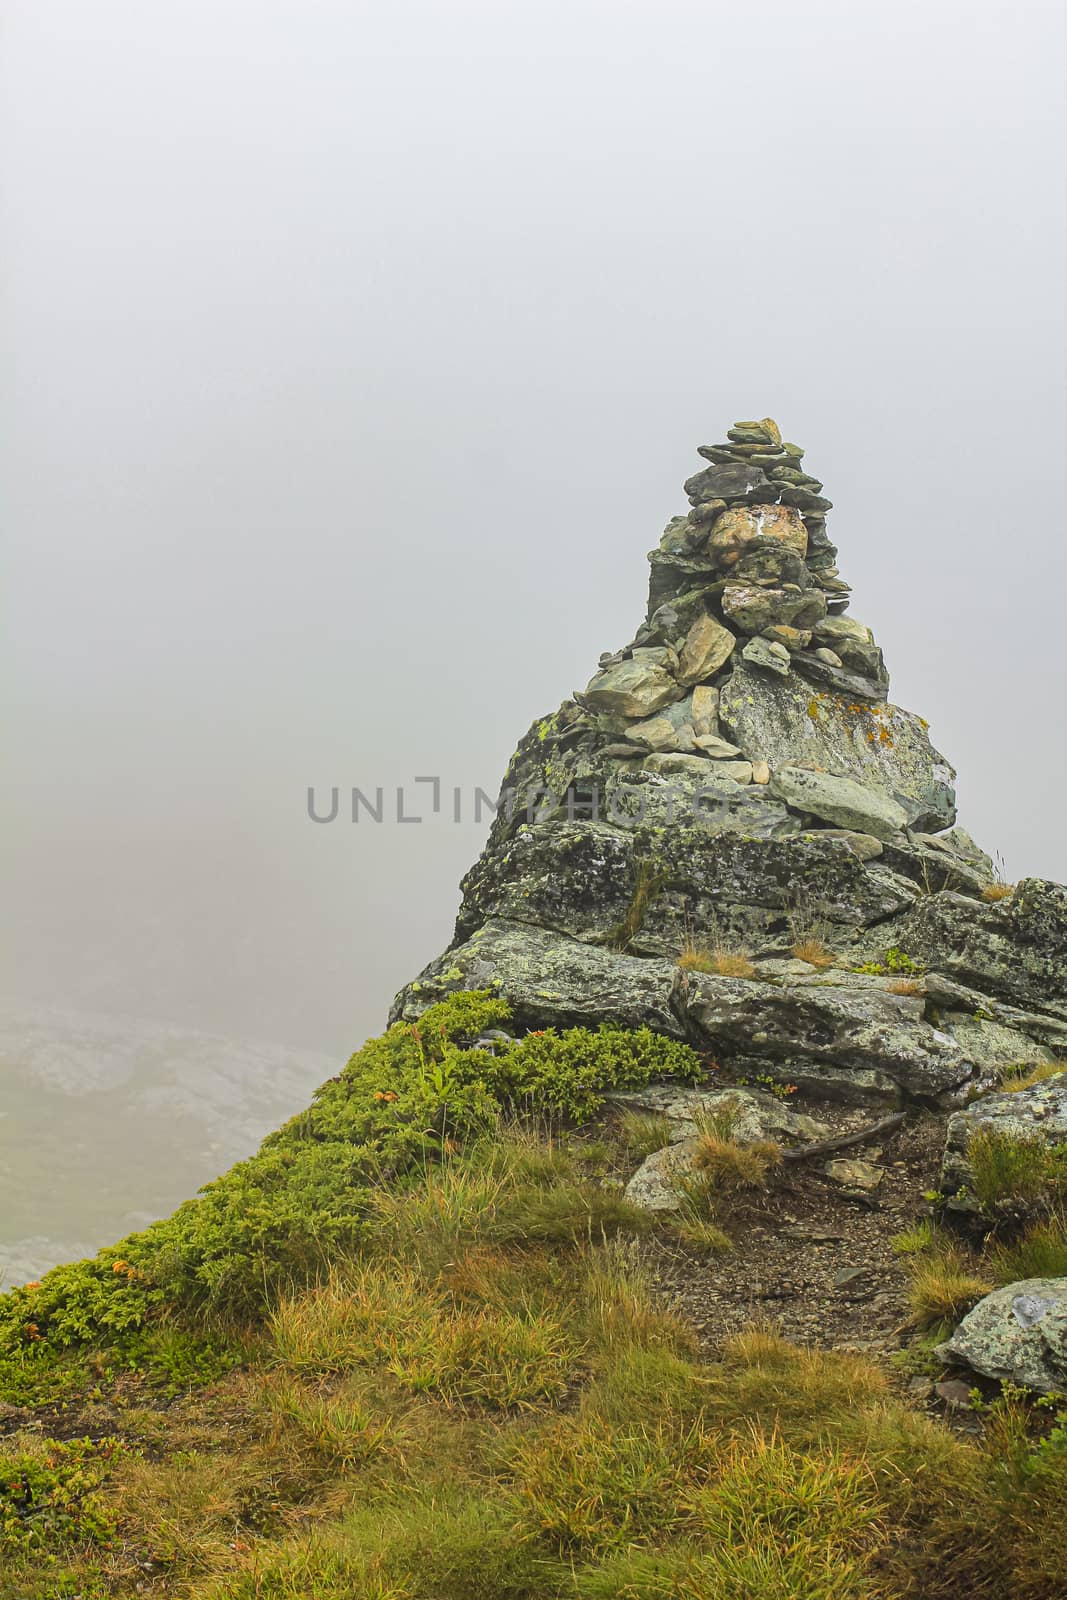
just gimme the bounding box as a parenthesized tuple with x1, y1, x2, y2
(3, 0, 1065, 1073)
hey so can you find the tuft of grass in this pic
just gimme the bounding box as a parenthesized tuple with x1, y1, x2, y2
(791, 936, 835, 969)
(891, 1219, 937, 1255)
(269, 1260, 582, 1410)
(997, 1061, 1067, 1094)
(678, 942, 758, 980)
(981, 881, 1015, 902)
(904, 1245, 992, 1331)
(989, 1213, 1067, 1284)
(887, 977, 922, 996)
(674, 1216, 735, 1254)
(966, 1126, 1067, 1214)
(617, 1110, 673, 1161)
(692, 1135, 781, 1195)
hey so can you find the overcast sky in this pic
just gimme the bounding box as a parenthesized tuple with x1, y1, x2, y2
(2, 0, 1065, 1059)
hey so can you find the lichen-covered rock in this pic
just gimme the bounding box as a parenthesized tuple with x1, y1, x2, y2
(898, 881, 1067, 1020)
(936, 1279, 1067, 1394)
(391, 918, 686, 1036)
(769, 765, 909, 840)
(454, 823, 913, 955)
(941, 1073, 1067, 1212)
(677, 611, 737, 683)
(609, 1083, 830, 1145)
(722, 583, 826, 634)
(708, 504, 808, 564)
(718, 663, 956, 831)
(621, 1086, 831, 1212)
(682, 971, 975, 1099)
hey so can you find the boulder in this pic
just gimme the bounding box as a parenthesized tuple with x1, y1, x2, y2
(718, 662, 956, 831)
(583, 657, 681, 718)
(708, 504, 808, 565)
(684, 462, 771, 504)
(741, 636, 792, 676)
(769, 765, 908, 840)
(623, 1137, 702, 1212)
(609, 1083, 830, 1145)
(677, 612, 737, 684)
(936, 1279, 1067, 1395)
(722, 584, 826, 634)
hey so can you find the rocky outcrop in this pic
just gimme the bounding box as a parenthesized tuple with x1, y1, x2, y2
(936, 1279, 1067, 1394)
(392, 417, 1065, 1107)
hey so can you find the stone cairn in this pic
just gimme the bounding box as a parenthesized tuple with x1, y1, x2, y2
(393, 418, 1066, 1116)
(582, 415, 893, 794)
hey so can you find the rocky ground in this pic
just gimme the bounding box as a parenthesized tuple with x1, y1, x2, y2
(643, 1100, 941, 1360)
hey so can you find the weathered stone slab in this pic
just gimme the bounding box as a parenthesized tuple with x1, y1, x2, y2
(769, 766, 908, 840)
(718, 662, 956, 831)
(390, 918, 686, 1036)
(682, 971, 975, 1099)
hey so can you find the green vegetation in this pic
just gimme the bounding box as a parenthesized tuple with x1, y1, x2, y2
(854, 947, 925, 977)
(607, 859, 665, 951)
(966, 1127, 1067, 1216)
(3, 1003, 1067, 1598)
(0, 995, 695, 1374)
(989, 1213, 1067, 1284)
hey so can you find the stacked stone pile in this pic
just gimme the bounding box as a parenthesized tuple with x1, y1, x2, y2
(392, 418, 1067, 1112)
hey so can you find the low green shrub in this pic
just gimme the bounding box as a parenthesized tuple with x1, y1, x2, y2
(0, 996, 694, 1366)
(0, 1436, 123, 1554)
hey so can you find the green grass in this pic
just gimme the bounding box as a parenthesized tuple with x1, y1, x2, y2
(966, 1126, 1067, 1215)
(4, 1015, 1067, 1599)
(989, 1213, 1067, 1284)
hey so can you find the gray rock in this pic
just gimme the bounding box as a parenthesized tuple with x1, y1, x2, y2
(936, 1279, 1067, 1394)
(940, 1015, 1054, 1078)
(722, 584, 826, 634)
(693, 734, 742, 758)
(770, 765, 909, 840)
(824, 1157, 884, 1191)
(719, 662, 956, 831)
(624, 1137, 701, 1212)
(741, 636, 792, 676)
(608, 1083, 830, 1145)
(899, 881, 1067, 1020)
(799, 828, 884, 862)
(942, 1073, 1067, 1212)
(390, 918, 686, 1036)
(584, 657, 681, 718)
(684, 462, 771, 504)
(682, 971, 975, 1099)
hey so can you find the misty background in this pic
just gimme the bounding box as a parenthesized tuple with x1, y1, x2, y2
(2, 2, 1065, 1275)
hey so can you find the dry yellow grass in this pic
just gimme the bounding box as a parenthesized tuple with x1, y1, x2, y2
(678, 943, 757, 980)
(998, 1061, 1066, 1094)
(981, 881, 1014, 902)
(790, 936, 834, 969)
(691, 1134, 782, 1194)
(887, 977, 922, 996)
